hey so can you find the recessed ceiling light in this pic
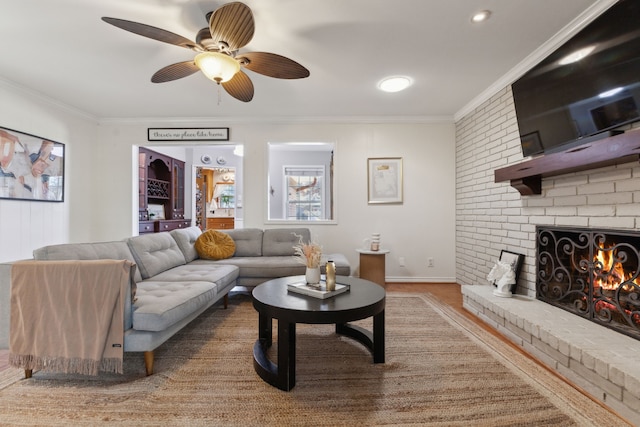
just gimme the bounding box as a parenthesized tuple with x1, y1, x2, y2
(471, 10, 492, 23)
(378, 76, 412, 93)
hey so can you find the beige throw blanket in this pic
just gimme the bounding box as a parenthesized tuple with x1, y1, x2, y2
(9, 259, 134, 376)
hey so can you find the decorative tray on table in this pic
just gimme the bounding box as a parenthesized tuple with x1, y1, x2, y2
(287, 281, 350, 299)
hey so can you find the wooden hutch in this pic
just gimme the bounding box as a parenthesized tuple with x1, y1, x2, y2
(139, 147, 191, 234)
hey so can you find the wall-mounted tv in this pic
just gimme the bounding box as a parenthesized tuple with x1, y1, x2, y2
(512, 0, 640, 157)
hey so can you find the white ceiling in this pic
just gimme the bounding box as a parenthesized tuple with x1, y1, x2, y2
(0, 0, 612, 121)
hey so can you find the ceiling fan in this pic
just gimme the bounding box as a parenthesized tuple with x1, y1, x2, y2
(102, 2, 310, 102)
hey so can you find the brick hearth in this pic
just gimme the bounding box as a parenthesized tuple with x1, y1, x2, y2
(462, 284, 640, 424)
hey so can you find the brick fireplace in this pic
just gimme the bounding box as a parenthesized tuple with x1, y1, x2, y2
(537, 226, 640, 340)
(455, 86, 640, 423)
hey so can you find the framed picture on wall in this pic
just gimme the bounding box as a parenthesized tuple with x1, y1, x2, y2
(367, 157, 403, 204)
(0, 126, 65, 202)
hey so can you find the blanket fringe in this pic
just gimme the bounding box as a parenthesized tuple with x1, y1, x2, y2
(9, 353, 123, 376)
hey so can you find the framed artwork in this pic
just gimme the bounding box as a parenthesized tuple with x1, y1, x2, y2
(367, 157, 403, 204)
(147, 204, 166, 220)
(0, 126, 65, 202)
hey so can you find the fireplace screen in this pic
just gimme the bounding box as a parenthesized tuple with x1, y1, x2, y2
(537, 226, 640, 339)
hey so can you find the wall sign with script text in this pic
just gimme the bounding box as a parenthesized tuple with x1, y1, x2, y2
(147, 128, 229, 142)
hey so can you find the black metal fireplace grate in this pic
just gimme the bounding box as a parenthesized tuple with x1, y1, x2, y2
(537, 226, 640, 340)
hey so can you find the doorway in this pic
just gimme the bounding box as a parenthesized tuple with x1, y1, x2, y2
(137, 144, 243, 234)
(195, 166, 236, 230)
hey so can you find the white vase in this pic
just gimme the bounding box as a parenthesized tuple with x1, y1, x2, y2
(305, 267, 321, 285)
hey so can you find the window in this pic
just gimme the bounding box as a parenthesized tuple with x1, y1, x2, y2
(267, 142, 335, 223)
(285, 166, 324, 220)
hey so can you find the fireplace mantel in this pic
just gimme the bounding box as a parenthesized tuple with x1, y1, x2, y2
(494, 129, 640, 195)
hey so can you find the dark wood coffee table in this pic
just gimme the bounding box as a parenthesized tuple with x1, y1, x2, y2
(252, 275, 385, 391)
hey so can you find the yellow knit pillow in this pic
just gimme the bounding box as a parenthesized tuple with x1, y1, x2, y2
(195, 230, 236, 260)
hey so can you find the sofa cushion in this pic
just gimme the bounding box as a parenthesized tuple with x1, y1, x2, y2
(33, 241, 142, 283)
(199, 252, 351, 279)
(126, 233, 186, 280)
(223, 228, 263, 257)
(195, 230, 236, 260)
(202, 256, 304, 278)
(262, 228, 311, 256)
(133, 280, 217, 332)
(151, 264, 239, 289)
(170, 226, 202, 263)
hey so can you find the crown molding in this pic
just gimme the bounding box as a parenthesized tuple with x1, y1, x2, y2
(98, 115, 454, 126)
(0, 76, 98, 123)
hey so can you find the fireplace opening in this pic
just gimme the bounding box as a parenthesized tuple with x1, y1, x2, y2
(537, 226, 640, 340)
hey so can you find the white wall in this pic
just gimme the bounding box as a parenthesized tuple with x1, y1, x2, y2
(97, 121, 457, 282)
(0, 79, 97, 262)
(455, 86, 640, 295)
(0, 79, 457, 282)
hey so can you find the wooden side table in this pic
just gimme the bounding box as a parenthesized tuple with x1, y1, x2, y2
(356, 249, 390, 287)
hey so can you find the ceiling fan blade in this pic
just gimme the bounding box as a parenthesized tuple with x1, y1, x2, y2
(222, 70, 254, 102)
(209, 2, 255, 51)
(151, 61, 200, 83)
(238, 52, 310, 79)
(102, 17, 200, 50)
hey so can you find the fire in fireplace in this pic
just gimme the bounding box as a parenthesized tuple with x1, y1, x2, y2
(537, 226, 640, 340)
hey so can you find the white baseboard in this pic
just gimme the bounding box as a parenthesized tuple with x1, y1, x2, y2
(382, 276, 457, 283)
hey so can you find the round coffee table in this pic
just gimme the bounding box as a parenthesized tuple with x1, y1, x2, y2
(252, 275, 385, 391)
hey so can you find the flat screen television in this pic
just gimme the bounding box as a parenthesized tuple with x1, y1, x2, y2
(512, 0, 640, 157)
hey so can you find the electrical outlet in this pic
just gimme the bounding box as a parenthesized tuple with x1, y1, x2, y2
(399, 257, 405, 267)
(428, 257, 434, 267)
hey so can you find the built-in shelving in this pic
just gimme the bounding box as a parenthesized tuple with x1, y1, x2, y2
(494, 129, 640, 195)
(138, 147, 189, 233)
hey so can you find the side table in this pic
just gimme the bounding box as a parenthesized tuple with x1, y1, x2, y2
(356, 249, 390, 287)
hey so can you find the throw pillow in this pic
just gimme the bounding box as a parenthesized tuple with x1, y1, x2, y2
(195, 229, 236, 260)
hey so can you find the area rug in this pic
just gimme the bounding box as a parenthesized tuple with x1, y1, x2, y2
(0, 293, 631, 426)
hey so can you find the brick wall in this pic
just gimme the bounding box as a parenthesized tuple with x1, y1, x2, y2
(455, 86, 640, 296)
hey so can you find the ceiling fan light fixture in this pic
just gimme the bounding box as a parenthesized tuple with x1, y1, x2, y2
(195, 52, 240, 84)
(378, 76, 412, 93)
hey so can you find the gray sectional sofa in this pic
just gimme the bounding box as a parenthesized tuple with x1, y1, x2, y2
(0, 226, 350, 376)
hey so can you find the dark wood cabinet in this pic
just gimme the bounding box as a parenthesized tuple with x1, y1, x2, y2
(170, 159, 185, 219)
(139, 147, 190, 233)
(206, 217, 234, 230)
(139, 221, 155, 234)
(138, 150, 149, 221)
(155, 219, 191, 232)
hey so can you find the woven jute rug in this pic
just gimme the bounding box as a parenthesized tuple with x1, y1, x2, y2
(0, 292, 631, 426)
